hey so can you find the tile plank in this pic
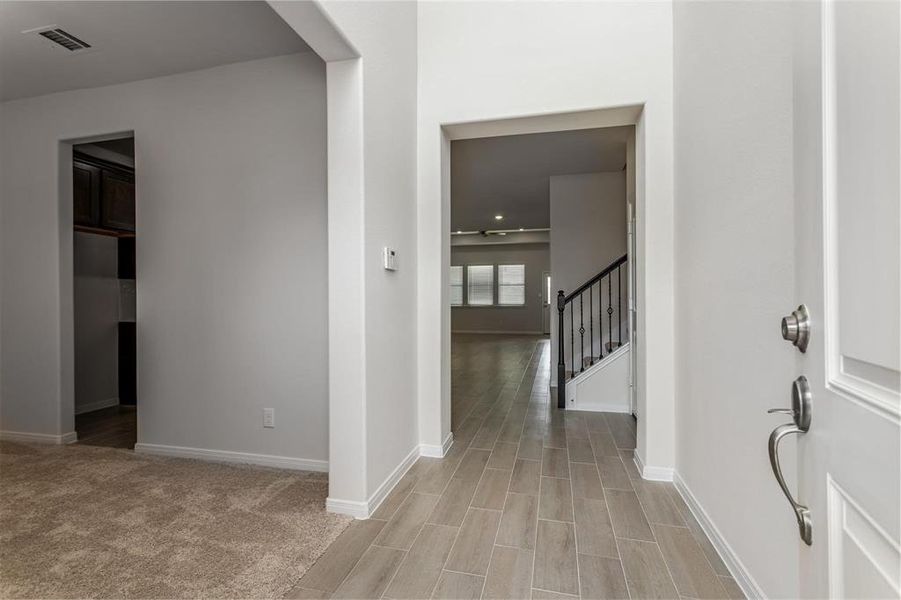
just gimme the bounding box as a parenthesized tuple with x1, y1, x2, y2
(653, 524, 727, 599)
(533, 520, 579, 596)
(472, 468, 513, 510)
(538, 477, 574, 522)
(606, 489, 654, 542)
(483, 546, 534, 599)
(617, 539, 679, 600)
(573, 497, 618, 559)
(330, 545, 404, 600)
(578, 554, 628, 600)
(496, 492, 539, 549)
(445, 508, 502, 576)
(383, 524, 459, 600)
(298, 519, 387, 592)
(375, 492, 441, 550)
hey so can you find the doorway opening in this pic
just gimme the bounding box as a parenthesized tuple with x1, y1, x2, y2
(71, 136, 137, 449)
(447, 125, 635, 437)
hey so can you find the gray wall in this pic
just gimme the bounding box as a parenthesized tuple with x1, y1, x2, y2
(451, 243, 550, 334)
(0, 53, 329, 463)
(549, 172, 627, 376)
(674, 2, 797, 596)
(73, 232, 119, 412)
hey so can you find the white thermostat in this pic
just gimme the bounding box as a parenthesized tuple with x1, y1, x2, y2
(383, 247, 398, 271)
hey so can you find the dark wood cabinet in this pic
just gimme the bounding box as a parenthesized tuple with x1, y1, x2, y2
(73, 162, 101, 227)
(73, 153, 135, 234)
(101, 170, 135, 232)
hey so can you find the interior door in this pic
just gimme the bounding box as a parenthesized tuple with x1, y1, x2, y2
(541, 271, 551, 335)
(785, 2, 900, 597)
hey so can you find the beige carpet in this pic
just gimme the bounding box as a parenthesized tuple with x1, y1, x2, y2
(0, 441, 351, 599)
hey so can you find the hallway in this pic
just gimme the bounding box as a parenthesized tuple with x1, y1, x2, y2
(289, 335, 742, 599)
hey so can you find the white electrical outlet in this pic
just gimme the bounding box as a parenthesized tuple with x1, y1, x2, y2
(263, 408, 275, 428)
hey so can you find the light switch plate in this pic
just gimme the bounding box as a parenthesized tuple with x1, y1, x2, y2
(263, 408, 275, 428)
(383, 247, 397, 271)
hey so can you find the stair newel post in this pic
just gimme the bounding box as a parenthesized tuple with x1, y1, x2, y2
(556, 290, 566, 409)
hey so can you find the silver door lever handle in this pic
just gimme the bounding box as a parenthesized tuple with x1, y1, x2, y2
(768, 423, 812, 545)
(766, 376, 813, 546)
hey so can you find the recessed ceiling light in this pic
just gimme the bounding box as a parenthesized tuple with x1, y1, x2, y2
(519, 228, 524, 231)
(456, 230, 462, 234)
(494, 214, 503, 220)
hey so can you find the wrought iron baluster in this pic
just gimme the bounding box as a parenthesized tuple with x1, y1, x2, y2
(589, 285, 594, 366)
(579, 294, 585, 373)
(618, 264, 622, 347)
(607, 273, 613, 354)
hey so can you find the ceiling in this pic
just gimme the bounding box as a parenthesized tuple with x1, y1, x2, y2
(451, 126, 632, 232)
(0, 1, 312, 102)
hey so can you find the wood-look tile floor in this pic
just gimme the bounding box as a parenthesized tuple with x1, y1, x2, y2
(75, 405, 137, 449)
(288, 335, 744, 600)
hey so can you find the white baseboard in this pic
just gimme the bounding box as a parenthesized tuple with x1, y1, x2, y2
(325, 497, 369, 519)
(74, 397, 119, 415)
(633, 450, 674, 482)
(573, 403, 632, 414)
(420, 431, 454, 458)
(0, 430, 78, 444)
(451, 330, 545, 335)
(673, 472, 764, 599)
(134, 443, 328, 472)
(327, 444, 421, 519)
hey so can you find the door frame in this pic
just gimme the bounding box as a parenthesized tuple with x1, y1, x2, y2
(429, 105, 676, 480)
(57, 130, 136, 442)
(541, 270, 551, 335)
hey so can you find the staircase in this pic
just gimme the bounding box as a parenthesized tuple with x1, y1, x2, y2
(556, 254, 628, 408)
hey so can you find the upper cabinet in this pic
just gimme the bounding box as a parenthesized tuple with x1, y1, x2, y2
(73, 154, 135, 234)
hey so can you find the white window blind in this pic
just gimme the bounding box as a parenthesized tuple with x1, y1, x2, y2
(498, 264, 525, 305)
(450, 266, 463, 306)
(467, 265, 494, 305)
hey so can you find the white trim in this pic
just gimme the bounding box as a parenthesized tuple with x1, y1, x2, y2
(74, 397, 120, 415)
(0, 430, 77, 444)
(633, 449, 673, 482)
(325, 497, 369, 519)
(327, 444, 421, 519)
(420, 431, 454, 458)
(451, 330, 544, 335)
(673, 472, 765, 600)
(133, 443, 328, 472)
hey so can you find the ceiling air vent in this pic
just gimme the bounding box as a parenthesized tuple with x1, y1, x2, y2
(24, 26, 92, 54)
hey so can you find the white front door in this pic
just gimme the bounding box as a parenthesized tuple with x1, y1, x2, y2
(787, 2, 900, 597)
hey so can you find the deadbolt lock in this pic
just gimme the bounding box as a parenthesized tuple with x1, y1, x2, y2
(781, 304, 810, 353)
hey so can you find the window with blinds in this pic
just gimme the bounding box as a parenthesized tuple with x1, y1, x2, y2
(450, 266, 463, 306)
(498, 264, 526, 305)
(467, 265, 494, 305)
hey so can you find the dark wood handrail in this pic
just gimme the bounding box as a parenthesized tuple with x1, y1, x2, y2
(563, 254, 628, 304)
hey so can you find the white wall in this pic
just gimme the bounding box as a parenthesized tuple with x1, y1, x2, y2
(270, 1, 420, 511)
(0, 53, 330, 465)
(416, 1, 675, 471)
(73, 232, 119, 412)
(451, 243, 550, 334)
(549, 172, 628, 383)
(674, 2, 798, 596)
(550, 172, 627, 296)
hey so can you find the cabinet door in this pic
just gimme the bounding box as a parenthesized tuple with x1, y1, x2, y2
(73, 162, 101, 226)
(100, 170, 135, 232)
